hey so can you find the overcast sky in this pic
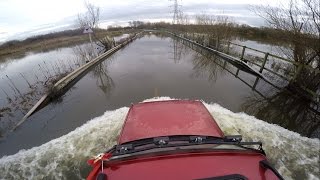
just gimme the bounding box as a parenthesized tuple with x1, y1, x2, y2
(0, 0, 277, 42)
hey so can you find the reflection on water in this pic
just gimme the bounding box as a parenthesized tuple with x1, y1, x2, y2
(191, 51, 226, 82)
(92, 62, 114, 96)
(0, 42, 107, 136)
(242, 88, 320, 138)
(179, 37, 320, 138)
(170, 38, 184, 63)
(0, 38, 119, 136)
(231, 38, 320, 104)
(0, 46, 84, 137)
(229, 40, 320, 138)
(0, 34, 318, 157)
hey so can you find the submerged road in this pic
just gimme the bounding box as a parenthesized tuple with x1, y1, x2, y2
(13, 33, 141, 130)
(0, 33, 319, 157)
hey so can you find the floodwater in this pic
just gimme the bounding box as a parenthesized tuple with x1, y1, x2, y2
(229, 39, 296, 85)
(0, 43, 92, 137)
(0, 34, 319, 179)
(0, 97, 319, 179)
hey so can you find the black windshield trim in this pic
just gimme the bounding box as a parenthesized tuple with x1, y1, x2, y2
(120, 135, 223, 146)
(195, 174, 248, 180)
(105, 147, 264, 164)
(115, 141, 262, 156)
(105, 135, 264, 156)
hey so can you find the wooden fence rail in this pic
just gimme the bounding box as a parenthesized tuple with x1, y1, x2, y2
(180, 32, 319, 77)
(168, 31, 319, 99)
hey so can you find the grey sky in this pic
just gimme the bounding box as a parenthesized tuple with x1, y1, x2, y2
(0, 0, 273, 42)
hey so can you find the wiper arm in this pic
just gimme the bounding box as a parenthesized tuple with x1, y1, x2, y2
(117, 135, 222, 149)
(260, 160, 284, 180)
(109, 135, 263, 156)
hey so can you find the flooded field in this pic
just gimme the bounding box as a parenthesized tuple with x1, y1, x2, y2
(0, 43, 96, 137)
(0, 33, 319, 179)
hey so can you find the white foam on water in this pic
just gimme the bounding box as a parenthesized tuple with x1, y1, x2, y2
(0, 107, 129, 180)
(203, 103, 320, 180)
(0, 97, 319, 180)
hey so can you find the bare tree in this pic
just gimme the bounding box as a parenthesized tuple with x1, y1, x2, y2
(195, 13, 234, 45)
(178, 12, 190, 25)
(128, 21, 145, 28)
(77, 1, 114, 51)
(251, 0, 320, 96)
(251, 0, 319, 67)
(77, 2, 100, 29)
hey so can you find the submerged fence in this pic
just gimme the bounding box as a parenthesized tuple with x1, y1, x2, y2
(169, 31, 319, 100)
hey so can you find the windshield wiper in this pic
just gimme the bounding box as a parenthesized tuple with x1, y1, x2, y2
(107, 135, 264, 156)
(260, 160, 284, 180)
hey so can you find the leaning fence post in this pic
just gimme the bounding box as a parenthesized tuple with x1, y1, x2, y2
(235, 69, 240, 77)
(215, 39, 219, 50)
(202, 35, 205, 45)
(259, 53, 269, 73)
(240, 46, 246, 61)
(293, 63, 303, 81)
(252, 77, 260, 90)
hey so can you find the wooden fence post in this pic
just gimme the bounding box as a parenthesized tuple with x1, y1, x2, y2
(293, 63, 303, 81)
(202, 35, 205, 45)
(215, 39, 219, 50)
(223, 60, 227, 68)
(240, 46, 246, 61)
(235, 69, 240, 77)
(227, 42, 230, 54)
(252, 77, 260, 90)
(259, 53, 269, 73)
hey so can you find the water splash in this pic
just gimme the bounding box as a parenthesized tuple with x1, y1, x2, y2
(0, 97, 319, 180)
(0, 107, 128, 180)
(204, 103, 319, 180)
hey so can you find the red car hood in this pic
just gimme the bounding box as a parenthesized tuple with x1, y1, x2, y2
(102, 152, 278, 180)
(118, 100, 224, 144)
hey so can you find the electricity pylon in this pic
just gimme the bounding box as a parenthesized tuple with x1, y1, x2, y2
(169, 0, 182, 24)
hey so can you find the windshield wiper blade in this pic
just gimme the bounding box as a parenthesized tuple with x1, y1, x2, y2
(260, 160, 284, 180)
(117, 135, 222, 148)
(110, 135, 263, 156)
